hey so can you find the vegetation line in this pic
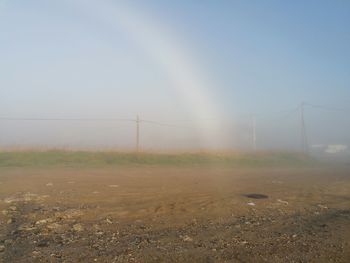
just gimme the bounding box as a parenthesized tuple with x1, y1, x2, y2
(0, 151, 317, 168)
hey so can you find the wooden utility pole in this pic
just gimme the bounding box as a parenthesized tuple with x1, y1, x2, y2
(136, 115, 140, 152)
(252, 114, 256, 151)
(300, 102, 308, 154)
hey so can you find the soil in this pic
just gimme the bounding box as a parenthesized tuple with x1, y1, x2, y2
(0, 165, 349, 262)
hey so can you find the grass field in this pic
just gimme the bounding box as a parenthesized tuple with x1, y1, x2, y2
(0, 150, 316, 168)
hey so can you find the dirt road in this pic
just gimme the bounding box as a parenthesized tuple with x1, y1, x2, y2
(0, 165, 349, 262)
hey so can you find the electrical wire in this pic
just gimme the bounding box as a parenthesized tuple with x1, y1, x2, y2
(0, 102, 346, 127)
(140, 119, 189, 129)
(0, 117, 136, 122)
(304, 103, 348, 112)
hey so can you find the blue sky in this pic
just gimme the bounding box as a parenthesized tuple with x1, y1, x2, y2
(161, 0, 350, 113)
(0, 0, 349, 150)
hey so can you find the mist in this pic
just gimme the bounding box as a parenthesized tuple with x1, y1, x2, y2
(0, 0, 349, 156)
(1, 2, 350, 262)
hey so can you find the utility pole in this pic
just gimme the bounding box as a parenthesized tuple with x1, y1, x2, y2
(252, 114, 256, 151)
(300, 102, 308, 154)
(136, 115, 140, 152)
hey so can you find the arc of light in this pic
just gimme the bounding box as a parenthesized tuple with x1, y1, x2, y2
(72, 0, 223, 148)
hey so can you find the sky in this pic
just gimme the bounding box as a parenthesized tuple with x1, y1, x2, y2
(0, 0, 349, 152)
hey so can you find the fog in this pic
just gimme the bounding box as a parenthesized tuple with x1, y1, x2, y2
(2, 3, 350, 262)
(1, 0, 349, 156)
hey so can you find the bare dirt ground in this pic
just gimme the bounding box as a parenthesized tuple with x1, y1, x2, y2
(0, 165, 350, 262)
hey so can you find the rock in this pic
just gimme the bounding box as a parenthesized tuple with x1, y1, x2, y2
(182, 235, 193, 242)
(4, 240, 13, 246)
(247, 202, 256, 206)
(93, 224, 101, 231)
(18, 224, 36, 231)
(3, 197, 19, 204)
(46, 183, 53, 187)
(58, 209, 83, 219)
(73, 223, 84, 232)
(2, 210, 9, 216)
(4, 193, 48, 203)
(50, 253, 62, 258)
(8, 206, 17, 211)
(52, 207, 60, 212)
(36, 218, 53, 225)
(47, 223, 61, 230)
(0, 245, 5, 252)
(46, 223, 67, 234)
(37, 239, 49, 247)
(277, 199, 289, 205)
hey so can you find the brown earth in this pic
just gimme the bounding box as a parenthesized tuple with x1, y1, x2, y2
(0, 165, 350, 262)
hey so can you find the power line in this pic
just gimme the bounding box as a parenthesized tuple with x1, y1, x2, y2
(141, 119, 189, 129)
(0, 116, 190, 128)
(0, 117, 136, 122)
(0, 106, 306, 124)
(266, 107, 300, 122)
(304, 103, 348, 112)
(255, 107, 301, 117)
(0, 103, 347, 153)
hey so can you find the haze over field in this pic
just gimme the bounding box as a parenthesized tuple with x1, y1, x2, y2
(1, 2, 350, 262)
(0, 0, 349, 154)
